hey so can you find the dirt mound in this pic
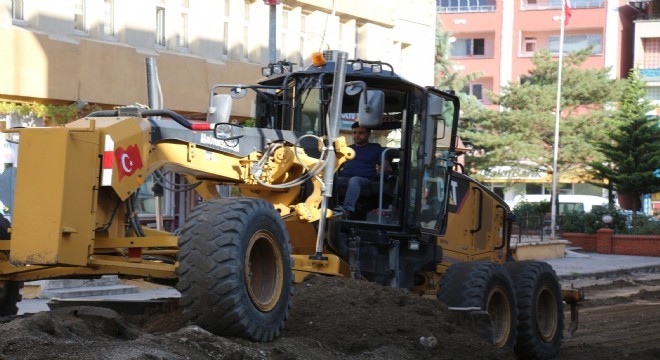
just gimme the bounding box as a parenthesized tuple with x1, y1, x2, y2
(269, 274, 515, 359)
(0, 275, 515, 360)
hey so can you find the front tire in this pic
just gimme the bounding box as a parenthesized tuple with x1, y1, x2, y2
(438, 261, 518, 348)
(505, 261, 564, 360)
(177, 198, 293, 342)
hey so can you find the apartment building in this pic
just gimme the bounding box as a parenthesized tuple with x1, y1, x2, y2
(0, 0, 436, 225)
(634, 1, 660, 112)
(1, 0, 435, 119)
(438, 0, 660, 210)
(631, 1, 660, 216)
(437, 0, 639, 108)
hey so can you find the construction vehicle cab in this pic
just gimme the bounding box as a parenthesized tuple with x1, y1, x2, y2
(0, 51, 579, 359)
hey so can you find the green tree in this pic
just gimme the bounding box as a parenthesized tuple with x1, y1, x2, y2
(434, 20, 483, 115)
(461, 49, 623, 180)
(589, 68, 660, 211)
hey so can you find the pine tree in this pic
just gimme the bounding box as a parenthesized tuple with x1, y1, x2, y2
(461, 48, 623, 179)
(589, 68, 660, 211)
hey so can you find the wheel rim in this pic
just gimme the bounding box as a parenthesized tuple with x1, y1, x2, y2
(245, 230, 284, 312)
(536, 284, 558, 342)
(487, 286, 512, 347)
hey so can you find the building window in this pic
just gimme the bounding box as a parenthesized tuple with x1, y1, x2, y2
(280, 10, 289, 61)
(156, 6, 166, 46)
(548, 34, 602, 55)
(179, 1, 189, 48)
(523, 37, 537, 54)
(338, 20, 357, 59)
(102, 0, 115, 37)
(461, 83, 483, 100)
(647, 86, 660, 102)
(222, 0, 230, 56)
(298, 14, 306, 67)
(438, 0, 496, 13)
(526, 183, 543, 195)
(12, 0, 24, 22)
(522, 0, 604, 11)
(243, 2, 250, 60)
(642, 38, 660, 69)
(451, 38, 485, 57)
(74, 0, 87, 32)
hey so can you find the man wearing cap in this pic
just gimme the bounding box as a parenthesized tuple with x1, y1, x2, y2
(337, 122, 390, 218)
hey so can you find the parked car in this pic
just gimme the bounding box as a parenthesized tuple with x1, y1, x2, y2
(511, 194, 610, 214)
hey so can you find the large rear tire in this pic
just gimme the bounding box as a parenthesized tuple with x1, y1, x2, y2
(176, 197, 293, 342)
(438, 261, 518, 348)
(505, 260, 564, 360)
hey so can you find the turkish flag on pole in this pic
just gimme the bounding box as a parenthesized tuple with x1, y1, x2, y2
(564, 0, 572, 26)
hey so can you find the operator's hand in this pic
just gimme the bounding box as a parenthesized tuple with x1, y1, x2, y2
(376, 161, 392, 174)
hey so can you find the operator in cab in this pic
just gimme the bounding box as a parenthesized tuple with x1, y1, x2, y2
(336, 122, 391, 218)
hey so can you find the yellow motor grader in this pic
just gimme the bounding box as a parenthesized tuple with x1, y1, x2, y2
(0, 51, 580, 359)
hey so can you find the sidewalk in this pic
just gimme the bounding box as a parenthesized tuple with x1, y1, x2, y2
(18, 284, 180, 315)
(543, 250, 660, 279)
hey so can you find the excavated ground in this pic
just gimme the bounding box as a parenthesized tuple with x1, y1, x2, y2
(0, 273, 659, 359)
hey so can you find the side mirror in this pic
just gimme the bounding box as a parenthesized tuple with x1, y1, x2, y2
(207, 94, 233, 123)
(358, 90, 385, 128)
(427, 94, 444, 117)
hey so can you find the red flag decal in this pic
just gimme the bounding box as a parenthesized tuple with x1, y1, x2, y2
(114, 144, 143, 180)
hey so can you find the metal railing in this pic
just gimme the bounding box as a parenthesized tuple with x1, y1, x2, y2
(437, 5, 496, 13)
(512, 214, 563, 242)
(521, 0, 604, 11)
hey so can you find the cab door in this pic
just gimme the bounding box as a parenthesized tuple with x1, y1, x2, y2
(415, 89, 459, 235)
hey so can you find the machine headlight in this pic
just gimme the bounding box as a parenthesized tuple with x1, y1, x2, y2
(214, 123, 244, 141)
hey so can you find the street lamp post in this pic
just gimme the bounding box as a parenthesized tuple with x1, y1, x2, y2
(550, 3, 569, 240)
(263, 0, 280, 64)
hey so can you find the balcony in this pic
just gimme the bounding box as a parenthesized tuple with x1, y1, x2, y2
(437, 5, 496, 13)
(521, 0, 604, 11)
(640, 69, 660, 82)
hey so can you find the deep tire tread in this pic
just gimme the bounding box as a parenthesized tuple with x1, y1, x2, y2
(505, 260, 564, 360)
(438, 261, 518, 348)
(176, 197, 293, 342)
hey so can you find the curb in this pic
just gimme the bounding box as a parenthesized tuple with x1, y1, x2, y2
(41, 285, 139, 299)
(556, 265, 660, 281)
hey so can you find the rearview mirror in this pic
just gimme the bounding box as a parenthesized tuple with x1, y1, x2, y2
(358, 90, 385, 128)
(207, 94, 233, 123)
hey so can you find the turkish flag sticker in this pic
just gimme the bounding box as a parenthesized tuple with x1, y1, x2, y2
(114, 144, 143, 180)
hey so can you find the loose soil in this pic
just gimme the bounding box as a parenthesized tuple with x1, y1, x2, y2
(1, 272, 660, 359)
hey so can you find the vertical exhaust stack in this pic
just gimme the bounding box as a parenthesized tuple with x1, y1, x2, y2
(311, 51, 348, 260)
(146, 57, 164, 231)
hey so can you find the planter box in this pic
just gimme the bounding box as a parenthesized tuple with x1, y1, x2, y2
(511, 240, 569, 261)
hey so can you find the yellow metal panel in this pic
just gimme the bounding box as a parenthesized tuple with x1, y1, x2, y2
(72, 116, 151, 201)
(10, 129, 99, 266)
(93, 236, 178, 249)
(291, 253, 349, 280)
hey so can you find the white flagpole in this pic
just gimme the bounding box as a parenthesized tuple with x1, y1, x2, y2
(550, 2, 567, 240)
